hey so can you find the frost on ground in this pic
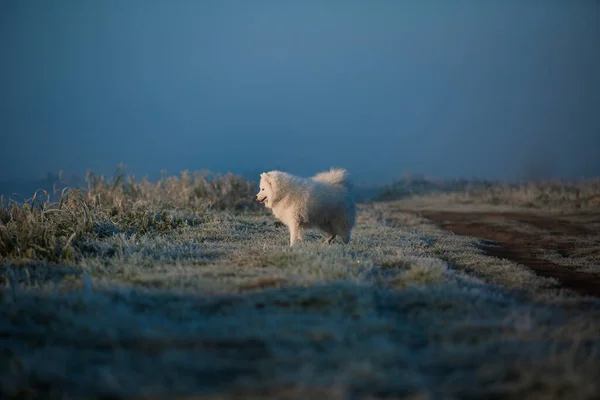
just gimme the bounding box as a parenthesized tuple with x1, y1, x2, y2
(2, 199, 600, 399)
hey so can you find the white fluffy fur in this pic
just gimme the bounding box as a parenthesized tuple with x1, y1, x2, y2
(256, 168, 356, 246)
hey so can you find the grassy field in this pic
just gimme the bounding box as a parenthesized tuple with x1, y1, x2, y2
(1, 170, 600, 399)
(379, 175, 600, 211)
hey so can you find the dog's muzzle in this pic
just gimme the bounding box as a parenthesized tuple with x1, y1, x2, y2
(256, 196, 267, 203)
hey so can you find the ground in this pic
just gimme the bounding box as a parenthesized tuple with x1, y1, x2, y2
(411, 209, 600, 297)
(1, 184, 600, 399)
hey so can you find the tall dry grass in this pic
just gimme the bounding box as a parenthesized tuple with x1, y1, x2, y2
(85, 164, 259, 211)
(0, 165, 260, 264)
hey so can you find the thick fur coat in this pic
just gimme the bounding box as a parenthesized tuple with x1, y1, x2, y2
(256, 168, 356, 246)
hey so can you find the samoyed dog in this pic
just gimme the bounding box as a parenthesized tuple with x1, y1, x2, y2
(255, 168, 356, 246)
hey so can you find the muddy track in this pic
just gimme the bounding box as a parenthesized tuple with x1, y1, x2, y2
(415, 211, 600, 297)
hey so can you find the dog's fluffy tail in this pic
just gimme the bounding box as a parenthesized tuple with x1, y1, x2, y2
(312, 168, 351, 187)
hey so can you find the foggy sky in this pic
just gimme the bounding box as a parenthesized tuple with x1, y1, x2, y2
(1, 1, 599, 184)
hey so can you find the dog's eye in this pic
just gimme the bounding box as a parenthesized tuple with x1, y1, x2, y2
(261, 188, 264, 191)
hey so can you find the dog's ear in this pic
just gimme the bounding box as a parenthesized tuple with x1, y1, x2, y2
(260, 172, 271, 184)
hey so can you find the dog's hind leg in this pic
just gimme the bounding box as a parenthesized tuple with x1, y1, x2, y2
(332, 220, 351, 244)
(325, 233, 336, 244)
(320, 222, 336, 244)
(336, 228, 350, 244)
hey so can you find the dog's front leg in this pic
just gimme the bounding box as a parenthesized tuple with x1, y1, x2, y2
(289, 223, 303, 246)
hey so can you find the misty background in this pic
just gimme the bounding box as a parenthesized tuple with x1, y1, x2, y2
(1, 1, 599, 188)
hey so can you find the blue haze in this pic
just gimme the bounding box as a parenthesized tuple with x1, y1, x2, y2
(1, 1, 599, 184)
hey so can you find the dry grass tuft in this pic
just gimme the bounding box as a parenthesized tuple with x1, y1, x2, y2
(0, 165, 260, 265)
(85, 164, 260, 212)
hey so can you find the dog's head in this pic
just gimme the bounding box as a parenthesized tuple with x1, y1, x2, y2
(256, 172, 275, 208)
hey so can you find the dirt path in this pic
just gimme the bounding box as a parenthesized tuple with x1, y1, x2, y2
(414, 211, 600, 297)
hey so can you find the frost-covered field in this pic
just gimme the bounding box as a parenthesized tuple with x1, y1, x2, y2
(1, 173, 600, 399)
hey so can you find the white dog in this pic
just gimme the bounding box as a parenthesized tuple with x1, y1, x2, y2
(256, 168, 356, 246)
